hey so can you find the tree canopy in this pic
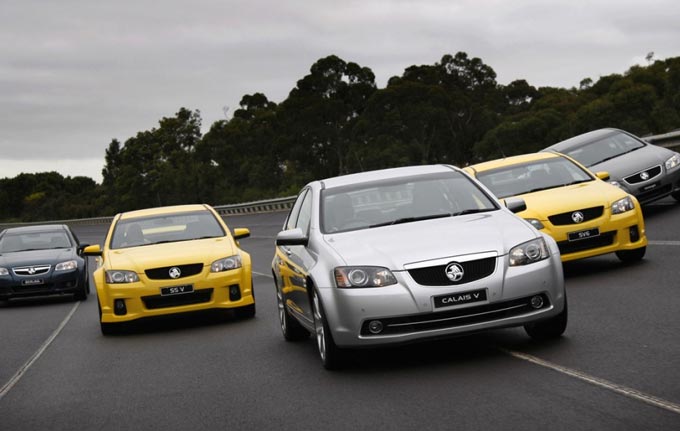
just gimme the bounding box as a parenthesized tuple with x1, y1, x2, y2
(2, 53, 680, 221)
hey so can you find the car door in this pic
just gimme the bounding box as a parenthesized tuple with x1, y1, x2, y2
(275, 189, 316, 324)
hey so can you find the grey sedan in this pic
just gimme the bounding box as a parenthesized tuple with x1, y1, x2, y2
(543, 128, 680, 204)
(271, 165, 567, 369)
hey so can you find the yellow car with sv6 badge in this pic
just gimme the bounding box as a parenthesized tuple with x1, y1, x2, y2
(465, 152, 647, 263)
(84, 204, 254, 334)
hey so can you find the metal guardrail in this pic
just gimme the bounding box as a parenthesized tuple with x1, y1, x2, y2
(0, 196, 296, 231)
(645, 130, 680, 150)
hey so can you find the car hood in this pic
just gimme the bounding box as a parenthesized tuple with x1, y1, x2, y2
(321, 210, 536, 270)
(590, 145, 673, 180)
(104, 238, 236, 271)
(515, 180, 626, 220)
(0, 248, 76, 267)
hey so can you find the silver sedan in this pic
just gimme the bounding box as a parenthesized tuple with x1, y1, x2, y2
(271, 165, 567, 369)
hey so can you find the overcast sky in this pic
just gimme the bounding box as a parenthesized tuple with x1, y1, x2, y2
(2, 0, 679, 183)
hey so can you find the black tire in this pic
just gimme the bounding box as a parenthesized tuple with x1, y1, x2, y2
(234, 303, 256, 319)
(275, 281, 309, 341)
(311, 288, 344, 370)
(100, 321, 117, 335)
(98, 301, 116, 335)
(616, 246, 646, 263)
(525, 296, 568, 340)
(73, 274, 89, 301)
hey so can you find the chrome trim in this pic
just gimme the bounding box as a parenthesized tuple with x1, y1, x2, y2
(386, 303, 526, 328)
(12, 265, 51, 276)
(403, 251, 498, 270)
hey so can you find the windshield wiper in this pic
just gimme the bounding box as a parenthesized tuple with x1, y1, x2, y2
(369, 213, 452, 228)
(451, 208, 496, 216)
(562, 179, 592, 186)
(525, 186, 555, 194)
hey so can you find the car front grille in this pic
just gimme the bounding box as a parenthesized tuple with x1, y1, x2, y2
(12, 265, 51, 276)
(145, 263, 204, 280)
(142, 288, 213, 309)
(557, 231, 616, 255)
(548, 206, 603, 226)
(624, 165, 662, 184)
(360, 293, 550, 336)
(407, 257, 496, 286)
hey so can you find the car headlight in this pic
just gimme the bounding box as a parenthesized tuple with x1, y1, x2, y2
(105, 270, 140, 283)
(509, 238, 549, 266)
(524, 218, 544, 230)
(612, 196, 635, 214)
(55, 260, 77, 271)
(665, 153, 680, 171)
(211, 255, 242, 272)
(0, 267, 8, 276)
(334, 266, 397, 288)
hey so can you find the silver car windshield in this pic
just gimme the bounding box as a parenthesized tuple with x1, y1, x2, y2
(476, 157, 593, 199)
(110, 210, 225, 249)
(321, 171, 498, 234)
(564, 132, 645, 167)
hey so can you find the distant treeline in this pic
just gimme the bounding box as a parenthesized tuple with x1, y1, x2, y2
(2, 52, 680, 222)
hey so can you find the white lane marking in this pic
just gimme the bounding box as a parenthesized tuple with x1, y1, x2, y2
(253, 271, 273, 278)
(0, 301, 80, 401)
(648, 240, 680, 246)
(501, 348, 680, 415)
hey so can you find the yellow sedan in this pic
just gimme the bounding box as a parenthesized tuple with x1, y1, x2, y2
(465, 152, 647, 263)
(84, 204, 253, 334)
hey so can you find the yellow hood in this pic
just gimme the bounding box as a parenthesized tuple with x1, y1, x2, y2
(104, 237, 236, 271)
(514, 180, 627, 221)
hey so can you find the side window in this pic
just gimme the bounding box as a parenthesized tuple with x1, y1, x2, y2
(285, 189, 309, 231)
(296, 191, 312, 234)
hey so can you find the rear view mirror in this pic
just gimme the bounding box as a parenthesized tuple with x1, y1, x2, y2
(233, 228, 250, 240)
(82, 244, 103, 256)
(595, 171, 610, 181)
(504, 198, 527, 214)
(276, 228, 308, 246)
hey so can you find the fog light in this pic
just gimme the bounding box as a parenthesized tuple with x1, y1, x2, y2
(229, 284, 241, 301)
(114, 299, 127, 316)
(368, 320, 383, 334)
(629, 225, 640, 242)
(530, 295, 544, 309)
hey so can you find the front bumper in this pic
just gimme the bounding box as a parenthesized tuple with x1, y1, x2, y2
(95, 265, 253, 323)
(317, 253, 565, 347)
(541, 205, 647, 262)
(0, 269, 83, 300)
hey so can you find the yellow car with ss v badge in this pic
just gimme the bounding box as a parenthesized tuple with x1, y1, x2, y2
(465, 152, 647, 263)
(84, 204, 254, 334)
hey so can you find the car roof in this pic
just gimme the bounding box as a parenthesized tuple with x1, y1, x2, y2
(319, 165, 457, 189)
(3, 224, 69, 235)
(467, 152, 561, 173)
(544, 128, 630, 152)
(118, 204, 211, 220)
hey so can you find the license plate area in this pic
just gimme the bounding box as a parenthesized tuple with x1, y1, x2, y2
(640, 182, 659, 192)
(160, 284, 194, 296)
(568, 228, 599, 241)
(433, 288, 487, 309)
(22, 279, 44, 286)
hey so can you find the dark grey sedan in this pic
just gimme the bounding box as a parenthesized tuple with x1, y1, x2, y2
(0, 224, 90, 303)
(543, 128, 680, 204)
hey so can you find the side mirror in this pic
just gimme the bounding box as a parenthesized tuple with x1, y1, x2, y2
(77, 244, 90, 255)
(504, 197, 527, 214)
(276, 228, 308, 247)
(233, 228, 250, 240)
(595, 171, 610, 181)
(83, 244, 103, 257)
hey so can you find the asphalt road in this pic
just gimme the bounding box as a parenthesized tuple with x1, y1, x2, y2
(1, 199, 679, 430)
